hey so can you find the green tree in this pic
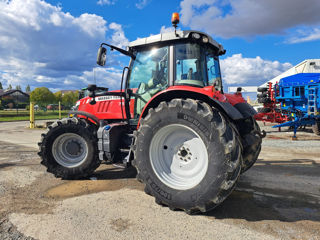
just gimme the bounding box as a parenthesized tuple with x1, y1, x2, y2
(7, 84, 12, 90)
(62, 91, 78, 109)
(54, 91, 63, 104)
(25, 84, 31, 92)
(0, 82, 3, 90)
(16, 85, 21, 90)
(30, 87, 55, 108)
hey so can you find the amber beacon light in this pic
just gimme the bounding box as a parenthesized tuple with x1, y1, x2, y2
(171, 12, 180, 36)
(171, 12, 180, 26)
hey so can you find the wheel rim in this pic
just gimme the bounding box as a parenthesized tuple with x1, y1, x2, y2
(52, 133, 88, 168)
(149, 124, 208, 190)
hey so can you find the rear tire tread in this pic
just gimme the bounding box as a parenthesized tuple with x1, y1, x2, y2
(132, 98, 242, 213)
(236, 117, 262, 173)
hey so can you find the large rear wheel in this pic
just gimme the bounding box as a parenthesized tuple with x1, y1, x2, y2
(149, 124, 209, 190)
(133, 99, 242, 214)
(38, 118, 100, 179)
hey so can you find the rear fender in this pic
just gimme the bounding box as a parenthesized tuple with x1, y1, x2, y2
(233, 102, 257, 118)
(138, 89, 245, 126)
(224, 93, 257, 118)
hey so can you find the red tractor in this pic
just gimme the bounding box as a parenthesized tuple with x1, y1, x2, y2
(38, 14, 263, 214)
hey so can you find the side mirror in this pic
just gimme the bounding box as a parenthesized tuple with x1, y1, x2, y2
(87, 84, 97, 91)
(97, 47, 107, 66)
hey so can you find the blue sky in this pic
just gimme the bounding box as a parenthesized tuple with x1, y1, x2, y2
(0, 0, 320, 92)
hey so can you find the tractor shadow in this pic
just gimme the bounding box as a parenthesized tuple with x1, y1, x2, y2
(0, 163, 16, 169)
(205, 158, 320, 223)
(92, 164, 137, 180)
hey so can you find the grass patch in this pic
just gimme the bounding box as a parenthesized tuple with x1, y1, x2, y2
(0, 110, 69, 122)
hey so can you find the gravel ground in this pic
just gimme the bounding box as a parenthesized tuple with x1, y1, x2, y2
(0, 121, 319, 240)
(9, 189, 276, 240)
(0, 218, 33, 240)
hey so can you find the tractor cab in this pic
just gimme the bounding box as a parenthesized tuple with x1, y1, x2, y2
(96, 29, 226, 122)
(127, 32, 225, 119)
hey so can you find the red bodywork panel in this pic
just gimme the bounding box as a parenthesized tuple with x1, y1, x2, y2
(77, 90, 134, 120)
(77, 86, 247, 122)
(224, 93, 246, 105)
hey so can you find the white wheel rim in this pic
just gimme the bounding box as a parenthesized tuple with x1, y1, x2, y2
(52, 133, 88, 168)
(149, 124, 208, 190)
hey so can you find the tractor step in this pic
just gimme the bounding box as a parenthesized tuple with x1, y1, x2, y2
(112, 163, 128, 169)
(119, 148, 130, 153)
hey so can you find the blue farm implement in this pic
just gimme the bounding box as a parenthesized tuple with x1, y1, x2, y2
(273, 73, 320, 138)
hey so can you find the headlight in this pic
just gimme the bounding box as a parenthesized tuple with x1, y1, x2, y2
(202, 37, 209, 43)
(192, 33, 201, 39)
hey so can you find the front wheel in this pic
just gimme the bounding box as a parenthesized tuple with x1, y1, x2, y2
(38, 118, 100, 179)
(133, 99, 242, 214)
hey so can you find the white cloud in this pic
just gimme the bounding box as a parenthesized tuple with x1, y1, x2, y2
(287, 28, 320, 44)
(73, 13, 107, 37)
(109, 22, 129, 48)
(220, 54, 292, 86)
(60, 67, 122, 90)
(180, 0, 320, 38)
(136, 0, 151, 9)
(160, 26, 180, 34)
(0, 0, 129, 91)
(97, 0, 116, 6)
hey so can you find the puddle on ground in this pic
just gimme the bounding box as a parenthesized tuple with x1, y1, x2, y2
(45, 178, 143, 199)
(45, 165, 143, 199)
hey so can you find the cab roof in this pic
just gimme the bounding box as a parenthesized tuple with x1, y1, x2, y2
(128, 30, 225, 55)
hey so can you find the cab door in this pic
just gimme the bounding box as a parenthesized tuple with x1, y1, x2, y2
(127, 46, 169, 119)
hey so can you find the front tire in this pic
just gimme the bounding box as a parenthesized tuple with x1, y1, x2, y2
(38, 118, 100, 179)
(133, 99, 242, 213)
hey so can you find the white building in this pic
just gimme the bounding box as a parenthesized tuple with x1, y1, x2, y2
(260, 59, 320, 87)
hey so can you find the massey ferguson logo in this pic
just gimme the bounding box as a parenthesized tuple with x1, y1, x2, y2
(95, 96, 121, 101)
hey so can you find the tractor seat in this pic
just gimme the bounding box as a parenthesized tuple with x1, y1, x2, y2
(136, 81, 164, 115)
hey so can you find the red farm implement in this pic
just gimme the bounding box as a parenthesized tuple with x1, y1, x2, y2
(255, 82, 290, 125)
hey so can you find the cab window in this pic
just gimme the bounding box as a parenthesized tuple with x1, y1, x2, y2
(128, 46, 168, 118)
(175, 43, 222, 90)
(207, 55, 222, 91)
(175, 43, 207, 87)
